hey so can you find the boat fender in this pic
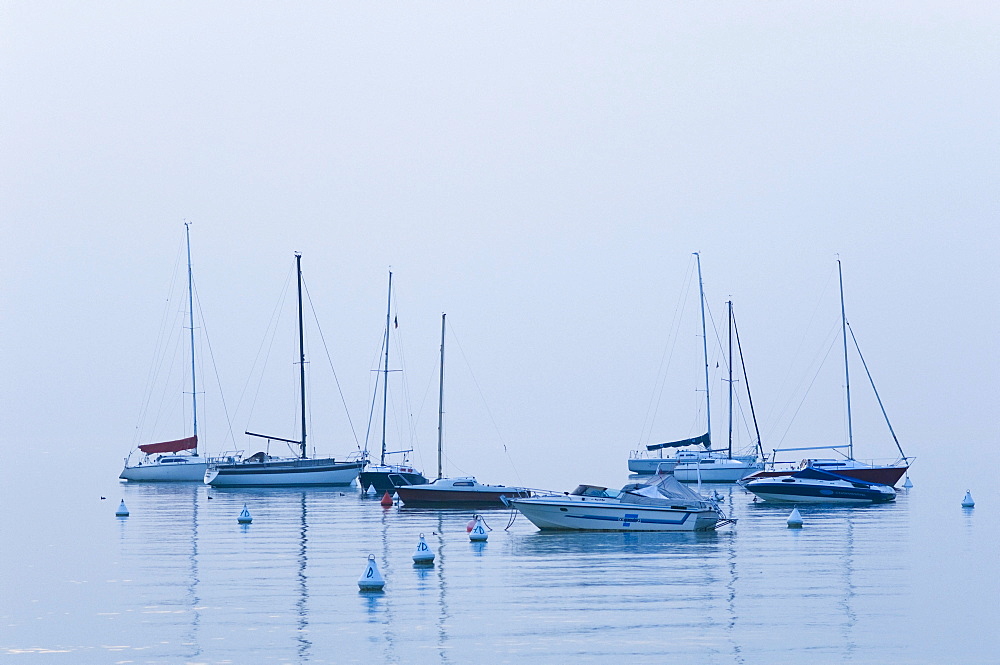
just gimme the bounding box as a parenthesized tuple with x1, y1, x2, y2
(412, 533, 435, 565)
(358, 554, 386, 591)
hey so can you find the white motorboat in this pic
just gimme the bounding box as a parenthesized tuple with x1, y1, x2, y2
(206, 253, 364, 488)
(509, 474, 734, 532)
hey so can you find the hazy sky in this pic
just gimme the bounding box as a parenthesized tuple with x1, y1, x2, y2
(2, 3, 997, 491)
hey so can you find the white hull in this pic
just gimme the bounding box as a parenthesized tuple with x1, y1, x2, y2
(120, 460, 208, 482)
(205, 459, 363, 487)
(511, 498, 725, 532)
(627, 458, 679, 474)
(672, 460, 764, 483)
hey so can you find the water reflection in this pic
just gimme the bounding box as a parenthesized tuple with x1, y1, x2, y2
(296, 492, 311, 662)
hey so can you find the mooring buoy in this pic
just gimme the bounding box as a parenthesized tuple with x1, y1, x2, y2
(115, 500, 129, 517)
(412, 533, 435, 565)
(786, 507, 803, 528)
(962, 490, 975, 508)
(380, 491, 394, 507)
(358, 554, 385, 591)
(238, 504, 253, 524)
(469, 515, 488, 542)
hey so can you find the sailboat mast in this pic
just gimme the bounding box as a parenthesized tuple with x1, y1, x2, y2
(296, 253, 307, 459)
(437, 313, 446, 480)
(184, 222, 198, 453)
(838, 259, 854, 460)
(380, 271, 392, 466)
(694, 252, 711, 447)
(727, 300, 733, 459)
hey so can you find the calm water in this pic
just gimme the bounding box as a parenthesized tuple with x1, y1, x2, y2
(2, 455, 997, 664)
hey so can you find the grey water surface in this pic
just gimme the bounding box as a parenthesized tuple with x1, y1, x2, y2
(2, 461, 996, 664)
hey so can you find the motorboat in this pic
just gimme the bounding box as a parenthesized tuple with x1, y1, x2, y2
(743, 465, 896, 504)
(739, 458, 909, 487)
(205, 253, 365, 488)
(508, 474, 734, 532)
(396, 476, 530, 507)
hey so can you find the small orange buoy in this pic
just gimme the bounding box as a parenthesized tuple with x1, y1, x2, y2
(466, 518, 476, 532)
(380, 491, 394, 507)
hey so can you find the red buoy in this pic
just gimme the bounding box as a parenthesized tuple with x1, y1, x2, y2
(380, 491, 394, 507)
(466, 518, 476, 532)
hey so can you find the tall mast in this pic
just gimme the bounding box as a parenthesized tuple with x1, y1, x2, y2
(380, 271, 392, 466)
(694, 252, 711, 448)
(184, 222, 198, 454)
(838, 259, 853, 460)
(727, 300, 733, 459)
(436, 313, 446, 480)
(296, 252, 307, 459)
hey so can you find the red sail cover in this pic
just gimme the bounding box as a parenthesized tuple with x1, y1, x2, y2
(139, 435, 198, 454)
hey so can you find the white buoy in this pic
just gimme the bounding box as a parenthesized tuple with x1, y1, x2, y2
(962, 490, 975, 508)
(358, 554, 385, 591)
(903, 476, 913, 489)
(115, 500, 129, 517)
(469, 515, 488, 542)
(412, 533, 435, 565)
(786, 507, 803, 528)
(238, 504, 253, 524)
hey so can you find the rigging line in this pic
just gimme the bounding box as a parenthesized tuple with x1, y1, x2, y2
(762, 265, 838, 434)
(847, 322, 907, 460)
(766, 316, 840, 438)
(447, 321, 524, 486)
(637, 258, 695, 447)
(133, 238, 186, 448)
(733, 311, 764, 458)
(301, 277, 361, 450)
(774, 326, 840, 449)
(191, 277, 238, 448)
(362, 327, 389, 455)
(236, 263, 294, 443)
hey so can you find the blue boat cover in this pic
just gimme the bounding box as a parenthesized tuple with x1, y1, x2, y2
(646, 432, 710, 452)
(792, 465, 888, 487)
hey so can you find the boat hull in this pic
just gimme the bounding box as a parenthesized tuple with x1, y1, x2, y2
(627, 458, 679, 474)
(511, 498, 726, 532)
(120, 460, 208, 482)
(359, 470, 428, 494)
(396, 487, 530, 507)
(205, 459, 364, 487)
(672, 460, 764, 483)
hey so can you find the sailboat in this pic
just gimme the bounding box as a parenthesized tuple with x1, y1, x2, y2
(121, 224, 221, 482)
(739, 260, 912, 487)
(358, 271, 428, 494)
(672, 300, 764, 483)
(204, 253, 366, 487)
(627, 253, 761, 481)
(395, 313, 531, 507)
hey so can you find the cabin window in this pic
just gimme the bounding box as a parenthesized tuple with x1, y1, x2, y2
(454, 481, 474, 487)
(781, 478, 795, 483)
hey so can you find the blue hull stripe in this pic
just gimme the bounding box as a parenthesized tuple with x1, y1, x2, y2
(566, 512, 691, 526)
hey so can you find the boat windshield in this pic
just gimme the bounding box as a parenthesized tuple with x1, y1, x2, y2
(570, 485, 614, 498)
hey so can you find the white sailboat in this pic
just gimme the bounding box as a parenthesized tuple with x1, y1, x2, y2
(205, 253, 365, 487)
(628, 254, 761, 482)
(121, 224, 218, 482)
